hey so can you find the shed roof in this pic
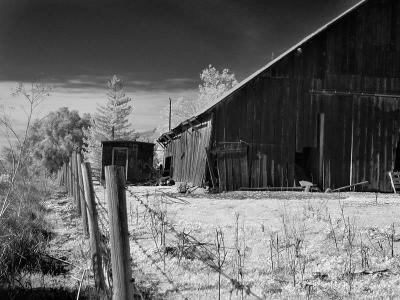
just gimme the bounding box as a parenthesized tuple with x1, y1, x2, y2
(102, 140, 155, 146)
(158, 0, 368, 144)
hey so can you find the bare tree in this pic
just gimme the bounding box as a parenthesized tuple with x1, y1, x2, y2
(0, 82, 51, 218)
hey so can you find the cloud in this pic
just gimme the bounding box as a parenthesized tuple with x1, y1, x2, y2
(46, 75, 198, 93)
(0, 78, 198, 135)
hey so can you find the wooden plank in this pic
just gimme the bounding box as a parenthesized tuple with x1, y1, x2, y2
(239, 187, 304, 192)
(354, 97, 361, 187)
(205, 148, 217, 189)
(319, 113, 325, 186)
(227, 152, 233, 191)
(217, 153, 225, 192)
(262, 154, 268, 187)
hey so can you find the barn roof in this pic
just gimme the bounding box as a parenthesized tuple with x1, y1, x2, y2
(158, 0, 368, 144)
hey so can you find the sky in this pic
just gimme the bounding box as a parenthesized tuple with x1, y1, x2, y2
(0, 0, 360, 137)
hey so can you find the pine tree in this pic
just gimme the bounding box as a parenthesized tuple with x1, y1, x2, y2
(83, 75, 135, 175)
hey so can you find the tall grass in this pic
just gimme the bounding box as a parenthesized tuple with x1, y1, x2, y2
(0, 172, 54, 292)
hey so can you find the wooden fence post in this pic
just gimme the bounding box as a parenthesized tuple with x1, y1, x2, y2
(77, 153, 89, 237)
(81, 162, 107, 297)
(68, 160, 73, 196)
(67, 162, 69, 194)
(63, 164, 67, 188)
(72, 151, 81, 215)
(105, 165, 132, 300)
(71, 151, 76, 199)
(67, 165, 69, 189)
(64, 164, 67, 187)
(58, 166, 63, 187)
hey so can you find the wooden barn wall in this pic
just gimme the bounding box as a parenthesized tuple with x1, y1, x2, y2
(132, 143, 154, 182)
(101, 142, 136, 182)
(165, 120, 212, 186)
(209, 0, 400, 191)
(101, 142, 154, 183)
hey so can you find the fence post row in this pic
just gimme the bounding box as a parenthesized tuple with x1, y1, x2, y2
(72, 151, 82, 215)
(81, 162, 108, 297)
(77, 153, 89, 237)
(58, 154, 108, 298)
(68, 160, 73, 197)
(105, 165, 133, 300)
(59, 156, 135, 299)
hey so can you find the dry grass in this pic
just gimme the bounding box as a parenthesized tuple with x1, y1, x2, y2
(105, 186, 400, 299)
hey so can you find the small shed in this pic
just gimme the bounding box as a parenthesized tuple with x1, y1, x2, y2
(101, 140, 154, 184)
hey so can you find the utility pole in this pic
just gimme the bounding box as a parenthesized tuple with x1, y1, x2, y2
(169, 97, 172, 131)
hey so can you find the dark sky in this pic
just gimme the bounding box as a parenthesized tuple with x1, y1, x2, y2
(0, 0, 360, 130)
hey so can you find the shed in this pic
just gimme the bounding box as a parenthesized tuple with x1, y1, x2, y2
(101, 140, 154, 184)
(158, 0, 400, 192)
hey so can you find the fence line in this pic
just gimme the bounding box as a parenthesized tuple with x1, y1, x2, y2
(59, 151, 264, 299)
(59, 152, 111, 298)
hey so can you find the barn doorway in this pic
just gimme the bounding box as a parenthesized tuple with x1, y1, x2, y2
(112, 147, 129, 179)
(295, 147, 316, 184)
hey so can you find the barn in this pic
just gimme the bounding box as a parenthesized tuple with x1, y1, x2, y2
(101, 140, 154, 184)
(158, 0, 400, 192)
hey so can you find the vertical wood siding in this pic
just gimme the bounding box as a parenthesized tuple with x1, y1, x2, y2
(101, 141, 154, 183)
(162, 0, 400, 192)
(209, 0, 400, 191)
(165, 120, 212, 186)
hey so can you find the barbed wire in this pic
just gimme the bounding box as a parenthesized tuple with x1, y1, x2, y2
(66, 166, 263, 299)
(131, 238, 181, 296)
(125, 187, 264, 300)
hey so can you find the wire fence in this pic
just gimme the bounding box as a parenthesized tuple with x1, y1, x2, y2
(125, 188, 263, 300)
(58, 151, 264, 299)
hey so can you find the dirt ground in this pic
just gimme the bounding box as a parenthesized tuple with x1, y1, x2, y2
(119, 186, 400, 299)
(41, 185, 400, 299)
(24, 189, 93, 300)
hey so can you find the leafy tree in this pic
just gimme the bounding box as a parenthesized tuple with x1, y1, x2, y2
(160, 65, 238, 132)
(198, 64, 238, 108)
(83, 75, 136, 173)
(28, 107, 90, 173)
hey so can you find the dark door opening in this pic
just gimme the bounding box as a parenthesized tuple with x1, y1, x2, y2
(163, 156, 173, 177)
(295, 147, 317, 184)
(394, 140, 400, 171)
